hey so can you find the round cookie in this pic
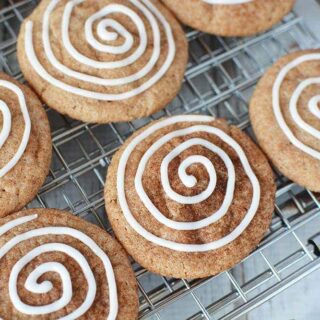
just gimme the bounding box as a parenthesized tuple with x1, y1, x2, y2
(0, 208, 139, 319)
(0, 72, 51, 218)
(17, 0, 188, 124)
(250, 50, 320, 192)
(105, 115, 276, 279)
(161, 0, 295, 37)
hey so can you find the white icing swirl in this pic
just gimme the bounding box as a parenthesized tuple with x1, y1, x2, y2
(202, 0, 252, 4)
(272, 53, 320, 160)
(24, 0, 175, 100)
(117, 115, 261, 252)
(0, 80, 31, 178)
(0, 214, 118, 319)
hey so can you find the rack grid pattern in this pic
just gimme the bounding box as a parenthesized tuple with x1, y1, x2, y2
(1, 1, 320, 319)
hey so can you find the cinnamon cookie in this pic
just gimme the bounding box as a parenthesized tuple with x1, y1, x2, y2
(250, 50, 320, 192)
(17, 0, 188, 123)
(105, 115, 276, 279)
(0, 73, 51, 218)
(0, 209, 138, 319)
(161, 0, 295, 37)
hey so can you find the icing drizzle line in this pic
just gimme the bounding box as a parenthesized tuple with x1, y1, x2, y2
(272, 53, 320, 160)
(117, 115, 261, 252)
(0, 214, 118, 319)
(24, 0, 176, 100)
(0, 80, 31, 178)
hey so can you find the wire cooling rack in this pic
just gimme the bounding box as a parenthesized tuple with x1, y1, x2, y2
(1, 1, 320, 319)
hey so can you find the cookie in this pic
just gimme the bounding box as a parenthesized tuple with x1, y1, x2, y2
(161, 0, 295, 37)
(0, 73, 51, 218)
(17, 0, 188, 124)
(0, 208, 138, 319)
(250, 50, 320, 192)
(105, 115, 276, 278)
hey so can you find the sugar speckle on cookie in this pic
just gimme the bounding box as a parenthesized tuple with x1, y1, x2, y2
(0, 72, 52, 218)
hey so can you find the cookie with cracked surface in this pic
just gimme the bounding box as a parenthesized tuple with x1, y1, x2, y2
(17, 0, 188, 123)
(0, 208, 139, 319)
(161, 0, 295, 37)
(0, 72, 51, 218)
(250, 50, 320, 192)
(105, 115, 276, 278)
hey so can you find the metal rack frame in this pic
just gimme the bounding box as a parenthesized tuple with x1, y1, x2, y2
(1, 1, 320, 319)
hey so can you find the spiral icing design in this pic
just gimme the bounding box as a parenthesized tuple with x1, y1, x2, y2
(273, 53, 320, 160)
(117, 115, 261, 252)
(0, 81, 31, 178)
(24, 0, 176, 100)
(0, 214, 118, 319)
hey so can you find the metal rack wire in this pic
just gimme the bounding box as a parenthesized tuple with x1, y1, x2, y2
(1, 1, 320, 319)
